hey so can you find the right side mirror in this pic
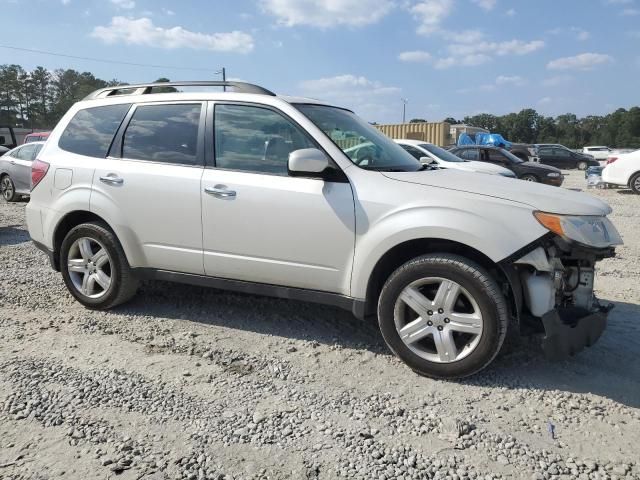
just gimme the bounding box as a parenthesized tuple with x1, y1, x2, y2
(420, 156, 438, 165)
(288, 148, 330, 176)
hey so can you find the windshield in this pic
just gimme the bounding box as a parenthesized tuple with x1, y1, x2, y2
(419, 143, 465, 163)
(501, 148, 525, 163)
(295, 104, 423, 172)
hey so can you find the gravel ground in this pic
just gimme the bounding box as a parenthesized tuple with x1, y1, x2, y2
(1, 170, 639, 480)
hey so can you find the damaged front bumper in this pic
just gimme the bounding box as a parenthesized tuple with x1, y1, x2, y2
(509, 234, 619, 362)
(541, 303, 613, 361)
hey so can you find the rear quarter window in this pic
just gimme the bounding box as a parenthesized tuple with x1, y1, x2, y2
(59, 104, 131, 158)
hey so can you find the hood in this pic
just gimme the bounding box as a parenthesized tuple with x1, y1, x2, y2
(465, 160, 512, 175)
(521, 161, 562, 173)
(381, 169, 612, 216)
(438, 160, 508, 175)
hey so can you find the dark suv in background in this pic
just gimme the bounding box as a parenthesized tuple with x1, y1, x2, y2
(535, 145, 599, 170)
(450, 145, 564, 186)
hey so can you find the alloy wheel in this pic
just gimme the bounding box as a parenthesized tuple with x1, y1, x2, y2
(1, 177, 13, 201)
(393, 277, 483, 363)
(67, 237, 113, 299)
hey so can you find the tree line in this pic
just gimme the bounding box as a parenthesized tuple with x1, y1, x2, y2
(438, 107, 640, 149)
(0, 64, 124, 129)
(2, 63, 639, 149)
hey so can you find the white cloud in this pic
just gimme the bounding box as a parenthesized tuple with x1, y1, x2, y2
(162, 8, 175, 16)
(91, 17, 255, 53)
(448, 39, 544, 57)
(432, 39, 543, 68)
(547, 53, 613, 70)
(622, 8, 640, 15)
(538, 97, 552, 105)
(299, 74, 401, 121)
(441, 29, 485, 43)
(398, 50, 432, 62)
(110, 0, 135, 9)
(411, 0, 454, 35)
(495, 75, 524, 86)
(260, 0, 393, 28)
(472, 0, 497, 11)
(576, 29, 590, 41)
(61, 0, 71, 4)
(435, 54, 490, 69)
(506, 8, 516, 16)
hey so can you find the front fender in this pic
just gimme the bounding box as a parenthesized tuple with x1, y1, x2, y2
(350, 205, 547, 299)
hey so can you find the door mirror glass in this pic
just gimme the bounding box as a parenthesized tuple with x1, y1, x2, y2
(420, 156, 437, 165)
(288, 148, 330, 175)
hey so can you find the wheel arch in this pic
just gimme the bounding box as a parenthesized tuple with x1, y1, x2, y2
(360, 238, 521, 324)
(51, 210, 124, 271)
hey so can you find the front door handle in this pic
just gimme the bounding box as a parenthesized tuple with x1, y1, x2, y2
(204, 186, 236, 198)
(99, 174, 124, 186)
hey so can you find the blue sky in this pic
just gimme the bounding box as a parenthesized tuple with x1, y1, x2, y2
(1, 0, 639, 123)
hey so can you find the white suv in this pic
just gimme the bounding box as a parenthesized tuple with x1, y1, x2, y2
(27, 81, 623, 378)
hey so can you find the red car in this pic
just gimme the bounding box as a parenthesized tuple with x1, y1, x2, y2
(24, 131, 50, 144)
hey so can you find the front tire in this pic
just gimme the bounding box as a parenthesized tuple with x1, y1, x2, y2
(60, 222, 138, 309)
(577, 161, 588, 170)
(377, 254, 508, 379)
(1, 175, 17, 202)
(630, 172, 640, 194)
(521, 174, 538, 182)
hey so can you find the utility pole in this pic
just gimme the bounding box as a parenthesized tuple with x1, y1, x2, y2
(216, 67, 227, 91)
(401, 98, 408, 123)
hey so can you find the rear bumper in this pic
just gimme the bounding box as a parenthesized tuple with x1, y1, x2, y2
(32, 240, 58, 271)
(541, 303, 612, 361)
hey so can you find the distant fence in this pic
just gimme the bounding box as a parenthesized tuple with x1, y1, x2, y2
(374, 122, 451, 146)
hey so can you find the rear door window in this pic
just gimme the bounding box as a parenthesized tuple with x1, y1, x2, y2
(59, 104, 131, 158)
(460, 149, 479, 161)
(122, 103, 203, 166)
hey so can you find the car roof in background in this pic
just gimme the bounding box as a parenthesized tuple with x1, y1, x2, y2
(394, 139, 433, 146)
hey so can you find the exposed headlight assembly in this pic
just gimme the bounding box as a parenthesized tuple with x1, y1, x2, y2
(533, 212, 623, 248)
(546, 172, 561, 178)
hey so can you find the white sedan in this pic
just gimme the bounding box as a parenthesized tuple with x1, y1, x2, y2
(394, 139, 516, 177)
(602, 149, 640, 194)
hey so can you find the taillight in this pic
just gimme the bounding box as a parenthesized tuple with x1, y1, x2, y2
(606, 157, 618, 165)
(31, 159, 50, 190)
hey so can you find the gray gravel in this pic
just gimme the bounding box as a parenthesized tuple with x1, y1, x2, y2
(1, 171, 639, 480)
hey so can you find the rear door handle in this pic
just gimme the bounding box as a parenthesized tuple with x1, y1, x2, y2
(204, 186, 236, 198)
(99, 174, 124, 186)
(10, 160, 16, 165)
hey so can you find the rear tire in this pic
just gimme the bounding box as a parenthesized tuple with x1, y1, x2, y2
(630, 172, 640, 194)
(521, 174, 538, 182)
(60, 222, 138, 310)
(377, 254, 508, 379)
(1, 175, 17, 202)
(577, 161, 588, 170)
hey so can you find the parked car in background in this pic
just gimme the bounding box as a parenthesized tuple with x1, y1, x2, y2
(0, 141, 44, 201)
(23, 131, 51, 144)
(536, 145, 598, 170)
(602, 149, 640, 194)
(508, 143, 537, 162)
(583, 146, 614, 161)
(394, 139, 516, 177)
(450, 145, 564, 186)
(27, 80, 622, 379)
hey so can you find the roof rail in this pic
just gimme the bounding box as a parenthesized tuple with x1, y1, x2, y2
(84, 81, 276, 100)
